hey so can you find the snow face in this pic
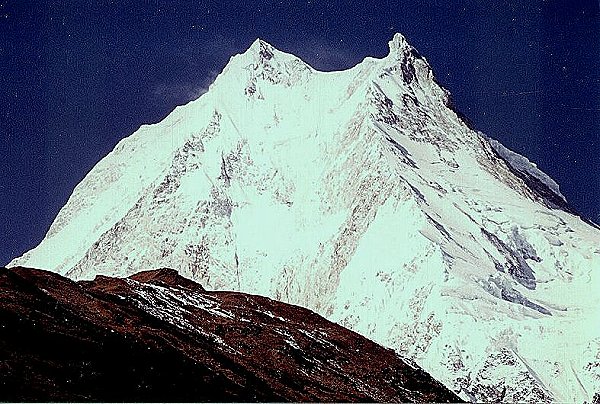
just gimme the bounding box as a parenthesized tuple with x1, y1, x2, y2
(10, 34, 600, 402)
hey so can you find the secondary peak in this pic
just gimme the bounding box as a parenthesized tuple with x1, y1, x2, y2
(388, 32, 413, 57)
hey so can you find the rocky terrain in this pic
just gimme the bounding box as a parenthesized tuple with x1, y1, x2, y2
(0, 266, 460, 402)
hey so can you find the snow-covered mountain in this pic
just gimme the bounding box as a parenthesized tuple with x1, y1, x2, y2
(11, 34, 600, 402)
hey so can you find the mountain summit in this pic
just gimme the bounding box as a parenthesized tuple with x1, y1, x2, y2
(10, 35, 600, 402)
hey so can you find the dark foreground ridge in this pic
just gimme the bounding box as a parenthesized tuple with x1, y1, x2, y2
(0, 266, 461, 402)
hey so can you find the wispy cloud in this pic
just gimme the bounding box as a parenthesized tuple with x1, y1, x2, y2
(152, 69, 219, 104)
(150, 32, 244, 105)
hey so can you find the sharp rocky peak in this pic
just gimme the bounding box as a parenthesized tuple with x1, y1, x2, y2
(239, 37, 307, 68)
(246, 38, 277, 60)
(382, 32, 435, 85)
(216, 37, 313, 91)
(388, 32, 412, 55)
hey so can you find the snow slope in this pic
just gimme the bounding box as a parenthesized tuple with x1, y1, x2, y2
(10, 34, 600, 402)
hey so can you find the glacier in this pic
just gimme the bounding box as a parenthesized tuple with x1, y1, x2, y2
(10, 33, 600, 402)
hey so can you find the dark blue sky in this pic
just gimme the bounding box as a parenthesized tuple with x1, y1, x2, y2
(1, 0, 599, 265)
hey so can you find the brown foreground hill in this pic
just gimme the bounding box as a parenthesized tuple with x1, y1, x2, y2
(0, 266, 461, 402)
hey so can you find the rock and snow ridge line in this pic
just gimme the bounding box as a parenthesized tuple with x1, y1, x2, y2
(0, 266, 460, 402)
(9, 33, 600, 403)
